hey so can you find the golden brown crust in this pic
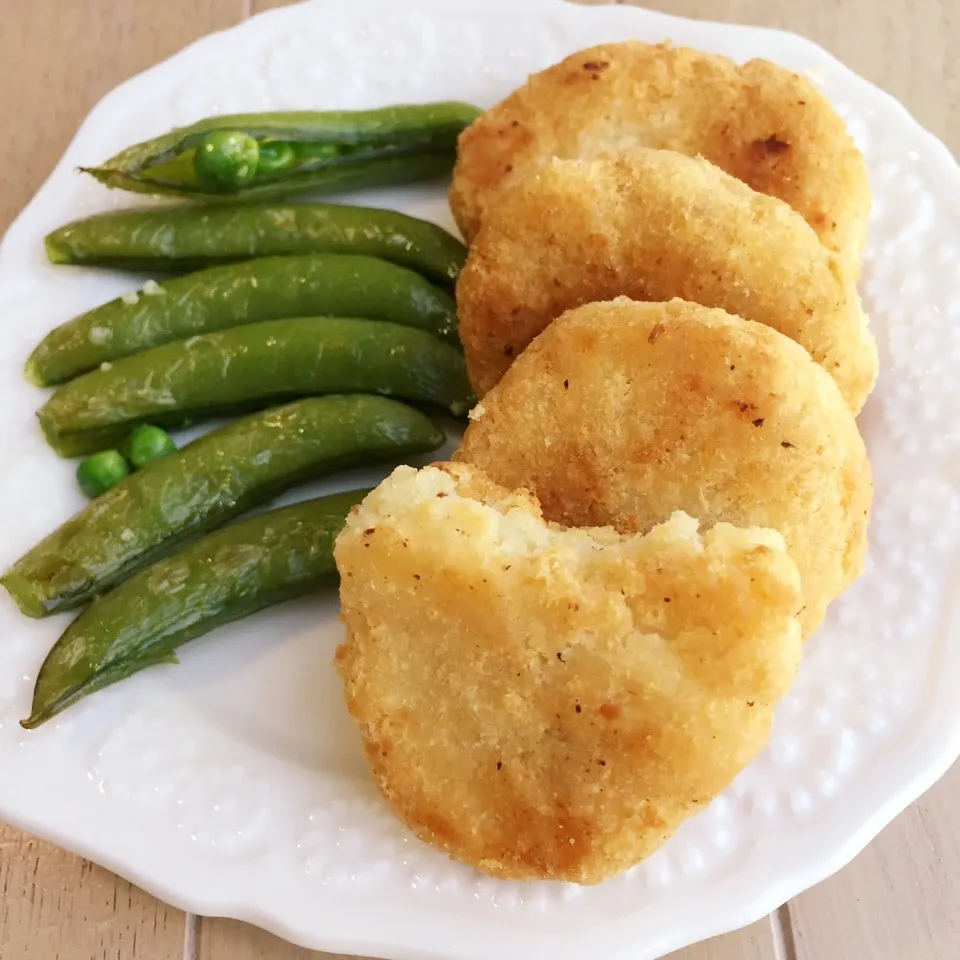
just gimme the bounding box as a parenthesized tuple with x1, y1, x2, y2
(456, 298, 872, 638)
(335, 461, 802, 883)
(456, 149, 877, 412)
(450, 41, 870, 271)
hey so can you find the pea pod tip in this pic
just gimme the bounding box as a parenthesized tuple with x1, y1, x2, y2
(1, 572, 47, 619)
(44, 233, 72, 265)
(20, 704, 53, 730)
(78, 166, 127, 193)
(24, 354, 49, 387)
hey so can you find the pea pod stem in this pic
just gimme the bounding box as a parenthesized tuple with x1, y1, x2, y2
(21, 489, 370, 729)
(28, 253, 460, 385)
(38, 317, 473, 456)
(44, 203, 467, 285)
(3, 395, 443, 617)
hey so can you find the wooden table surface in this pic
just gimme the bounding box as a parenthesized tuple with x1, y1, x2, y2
(1, 1, 957, 958)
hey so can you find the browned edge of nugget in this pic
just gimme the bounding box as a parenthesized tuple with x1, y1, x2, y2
(450, 39, 870, 275)
(456, 149, 877, 411)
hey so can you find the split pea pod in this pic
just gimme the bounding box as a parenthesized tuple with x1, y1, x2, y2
(28, 254, 460, 386)
(44, 204, 467, 285)
(3, 396, 443, 617)
(38, 318, 472, 456)
(80, 103, 481, 202)
(22, 489, 370, 728)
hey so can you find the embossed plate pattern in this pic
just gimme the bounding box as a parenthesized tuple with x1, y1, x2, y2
(0, 1, 958, 958)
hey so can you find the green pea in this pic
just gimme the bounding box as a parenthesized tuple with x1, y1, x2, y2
(256, 141, 297, 175)
(76, 450, 130, 498)
(121, 425, 176, 469)
(194, 130, 260, 191)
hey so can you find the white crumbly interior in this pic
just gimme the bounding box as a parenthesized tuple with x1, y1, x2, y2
(345, 465, 787, 564)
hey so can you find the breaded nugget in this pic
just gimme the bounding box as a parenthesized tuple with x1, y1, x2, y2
(335, 461, 802, 883)
(450, 40, 870, 272)
(456, 149, 877, 412)
(456, 298, 872, 638)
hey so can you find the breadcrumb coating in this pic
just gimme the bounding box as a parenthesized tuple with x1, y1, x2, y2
(456, 150, 876, 411)
(335, 460, 802, 883)
(457, 298, 872, 638)
(450, 40, 870, 274)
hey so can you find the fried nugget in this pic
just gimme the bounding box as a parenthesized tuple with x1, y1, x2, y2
(456, 149, 877, 412)
(450, 40, 870, 272)
(456, 298, 872, 638)
(335, 461, 802, 884)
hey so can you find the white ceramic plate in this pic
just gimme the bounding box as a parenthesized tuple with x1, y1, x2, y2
(1, 1, 958, 957)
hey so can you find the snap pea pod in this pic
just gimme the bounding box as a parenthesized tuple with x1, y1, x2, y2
(81, 102, 481, 202)
(39, 318, 472, 456)
(3, 396, 442, 617)
(21, 489, 370, 728)
(44, 203, 467, 286)
(28, 254, 460, 385)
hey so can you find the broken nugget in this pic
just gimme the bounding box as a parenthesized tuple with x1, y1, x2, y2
(335, 461, 802, 883)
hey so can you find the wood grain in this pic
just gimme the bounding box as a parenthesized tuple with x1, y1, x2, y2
(665, 920, 777, 959)
(197, 919, 359, 960)
(789, 761, 960, 959)
(194, 916, 777, 960)
(0, 0, 245, 232)
(0, 823, 185, 960)
(581, 0, 958, 155)
(1, 1, 958, 959)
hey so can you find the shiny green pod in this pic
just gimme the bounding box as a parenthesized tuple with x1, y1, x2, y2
(3, 396, 443, 617)
(80, 102, 481, 202)
(22, 489, 370, 728)
(44, 203, 467, 285)
(38, 318, 472, 456)
(28, 254, 460, 385)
